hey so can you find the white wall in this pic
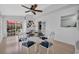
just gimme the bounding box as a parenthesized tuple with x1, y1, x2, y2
(0, 4, 50, 16)
(0, 16, 3, 42)
(37, 5, 79, 45)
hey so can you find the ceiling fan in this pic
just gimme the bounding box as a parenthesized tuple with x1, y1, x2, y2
(21, 4, 43, 15)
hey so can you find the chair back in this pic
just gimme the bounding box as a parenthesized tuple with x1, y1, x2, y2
(18, 33, 27, 41)
(48, 32, 55, 43)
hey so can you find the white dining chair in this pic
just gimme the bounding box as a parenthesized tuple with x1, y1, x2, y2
(18, 35, 37, 54)
(75, 40, 79, 53)
(18, 33, 27, 53)
(25, 37, 41, 54)
(21, 40, 36, 54)
(39, 32, 55, 54)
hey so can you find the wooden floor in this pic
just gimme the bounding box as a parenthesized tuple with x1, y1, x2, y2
(0, 36, 75, 54)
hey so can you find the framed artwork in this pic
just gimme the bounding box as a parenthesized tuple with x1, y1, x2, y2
(61, 14, 77, 27)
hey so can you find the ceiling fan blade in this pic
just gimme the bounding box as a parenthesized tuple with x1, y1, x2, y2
(33, 4, 38, 9)
(31, 4, 38, 10)
(21, 5, 30, 9)
(31, 5, 33, 9)
(25, 10, 30, 13)
(34, 10, 43, 12)
(32, 11, 36, 15)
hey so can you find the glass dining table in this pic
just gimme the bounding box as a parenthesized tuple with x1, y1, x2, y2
(18, 34, 54, 54)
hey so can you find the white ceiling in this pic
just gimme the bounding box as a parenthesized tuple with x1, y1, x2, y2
(0, 4, 74, 17)
(0, 4, 51, 16)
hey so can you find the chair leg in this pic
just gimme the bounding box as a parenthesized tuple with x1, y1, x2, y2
(47, 48, 49, 54)
(35, 43, 38, 54)
(38, 44, 40, 54)
(27, 48, 29, 54)
(38, 45, 41, 54)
